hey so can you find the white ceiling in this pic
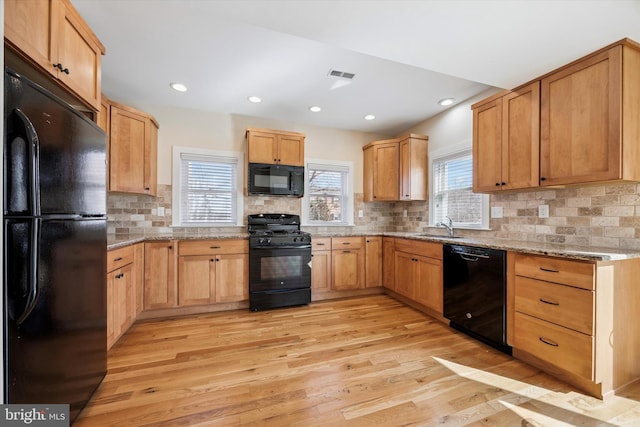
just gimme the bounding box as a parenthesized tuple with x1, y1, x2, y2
(72, 0, 640, 136)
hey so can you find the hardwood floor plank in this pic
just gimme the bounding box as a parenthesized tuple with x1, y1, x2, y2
(76, 295, 640, 426)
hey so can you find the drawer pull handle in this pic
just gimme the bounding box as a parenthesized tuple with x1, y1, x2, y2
(343, 250, 352, 253)
(540, 267, 559, 273)
(114, 257, 123, 262)
(316, 243, 325, 246)
(539, 298, 559, 306)
(539, 337, 559, 347)
(342, 242, 351, 245)
(210, 246, 221, 249)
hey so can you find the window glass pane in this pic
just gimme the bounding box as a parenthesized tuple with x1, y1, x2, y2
(307, 165, 348, 223)
(433, 151, 483, 226)
(180, 154, 237, 225)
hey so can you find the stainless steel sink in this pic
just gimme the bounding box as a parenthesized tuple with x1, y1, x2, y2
(417, 234, 461, 239)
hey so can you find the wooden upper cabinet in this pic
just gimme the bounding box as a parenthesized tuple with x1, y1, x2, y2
(363, 139, 400, 201)
(5, 0, 105, 111)
(399, 134, 428, 200)
(540, 43, 640, 185)
(473, 82, 539, 192)
(108, 100, 159, 196)
(246, 128, 305, 166)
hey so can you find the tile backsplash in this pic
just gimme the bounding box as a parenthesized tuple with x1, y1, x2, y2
(108, 182, 640, 249)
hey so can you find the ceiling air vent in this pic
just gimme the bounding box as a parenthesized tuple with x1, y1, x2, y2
(328, 69, 356, 79)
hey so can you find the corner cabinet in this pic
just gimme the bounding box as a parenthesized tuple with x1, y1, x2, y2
(363, 134, 428, 202)
(108, 100, 159, 196)
(540, 42, 640, 185)
(472, 82, 540, 192)
(246, 128, 305, 166)
(5, 0, 105, 111)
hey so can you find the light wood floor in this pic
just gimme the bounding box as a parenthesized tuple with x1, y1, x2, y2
(76, 295, 640, 426)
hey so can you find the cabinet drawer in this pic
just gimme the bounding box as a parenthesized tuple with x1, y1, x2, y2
(515, 276, 593, 335)
(179, 239, 248, 256)
(332, 236, 363, 249)
(514, 253, 595, 290)
(312, 238, 332, 251)
(395, 239, 442, 260)
(107, 245, 134, 272)
(514, 312, 593, 380)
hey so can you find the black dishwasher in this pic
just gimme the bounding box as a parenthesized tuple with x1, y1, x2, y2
(443, 244, 511, 354)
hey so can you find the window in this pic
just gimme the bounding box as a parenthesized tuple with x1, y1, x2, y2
(172, 147, 243, 226)
(303, 160, 354, 226)
(430, 149, 489, 229)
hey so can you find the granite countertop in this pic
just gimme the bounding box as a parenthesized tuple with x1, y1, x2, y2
(108, 231, 640, 261)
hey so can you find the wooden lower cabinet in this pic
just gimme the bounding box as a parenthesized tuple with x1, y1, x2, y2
(382, 237, 395, 290)
(144, 241, 177, 310)
(364, 236, 382, 287)
(393, 239, 443, 314)
(177, 239, 248, 307)
(510, 252, 640, 398)
(311, 238, 332, 292)
(107, 244, 141, 349)
(332, 237, 364, 290)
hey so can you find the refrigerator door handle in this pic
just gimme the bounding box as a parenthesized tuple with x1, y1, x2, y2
(17, 218, 40, 325)
(13, 108, 41, 216)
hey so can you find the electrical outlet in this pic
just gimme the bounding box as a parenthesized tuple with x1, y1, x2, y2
(157, 206, 165, 217)
(403, 209, 408, 217)
(358, 209, 364, 218)
(538, 204, 549, 218)
(491, 206, 503, 218)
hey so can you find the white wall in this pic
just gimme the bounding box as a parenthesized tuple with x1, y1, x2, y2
(140, 105, 390, 192)
(403, 88, 501, 153)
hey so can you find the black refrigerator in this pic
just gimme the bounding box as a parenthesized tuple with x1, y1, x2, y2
(3, 68, 107, 422)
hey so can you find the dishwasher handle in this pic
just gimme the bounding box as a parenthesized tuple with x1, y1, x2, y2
(458, 252, 490, 261)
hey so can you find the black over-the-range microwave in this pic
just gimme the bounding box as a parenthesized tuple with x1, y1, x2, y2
(247, 163, 304, 197)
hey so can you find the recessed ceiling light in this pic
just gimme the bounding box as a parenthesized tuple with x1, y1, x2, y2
(248, 96, 262, 103)
(364, 114, 376, 121)
(438, 98, 455, 106)
(309, 106, 322, 113)
(170, 82, 188, 92)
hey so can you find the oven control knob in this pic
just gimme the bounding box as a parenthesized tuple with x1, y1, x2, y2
(266, 238, 271, 244)
(293, 237, 298, 242)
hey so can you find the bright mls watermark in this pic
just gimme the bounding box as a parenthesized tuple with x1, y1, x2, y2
(1, 405, 69, 426)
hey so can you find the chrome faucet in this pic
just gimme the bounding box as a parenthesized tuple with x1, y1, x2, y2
(436, 216, 454, 237)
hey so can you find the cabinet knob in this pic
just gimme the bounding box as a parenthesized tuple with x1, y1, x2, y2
(540, 177, 547, 181)
(405, 194, 409, 197)
(168, 245, 173, 250)
(210, 259, 214, 262)
(145, 187, 150, 191)
(501, 182, 506, 186)
(114, 257, 123, 262)
(495, 183, 500, 187)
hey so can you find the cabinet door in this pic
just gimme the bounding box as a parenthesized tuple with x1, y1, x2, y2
(106, 270, 116, 348)
(178, 255, 215, 306)
(277, 134, 304, 166)
(540, 46, 622, 185)
(4, 0, 56, 75)
(332, 249, 362, 290)
(144, 242, 176, 310)
(373, 143, 400, 200)
(399, 137, 428, 200)
(473, 98, 503, 192)
(116, 263, 134, 336)
(146, 121, 158, 196)
(394, 251, 415, 299)
(311, 250, 332, 292)
(414, 256, 443, 313)
(501, 82, 540, 190)
(365, 237, 382, 288)
(110, 106, 147, 193)
(382, 237, 395, 290)
(215, 253, 248, 303)
(54, 1, 102, 110)
(247, 131, 277, 164)
(133, 243, 145, 316)
(363, 145, 374, 202)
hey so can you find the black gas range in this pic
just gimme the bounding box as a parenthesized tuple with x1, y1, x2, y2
(247, 214, 312, 311)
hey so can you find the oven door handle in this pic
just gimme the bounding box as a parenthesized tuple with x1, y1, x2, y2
(251, 244, 312, 250)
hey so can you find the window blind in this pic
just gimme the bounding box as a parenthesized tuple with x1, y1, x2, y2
(179, 153, 237, 224)
(432, 151, 483, 226)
